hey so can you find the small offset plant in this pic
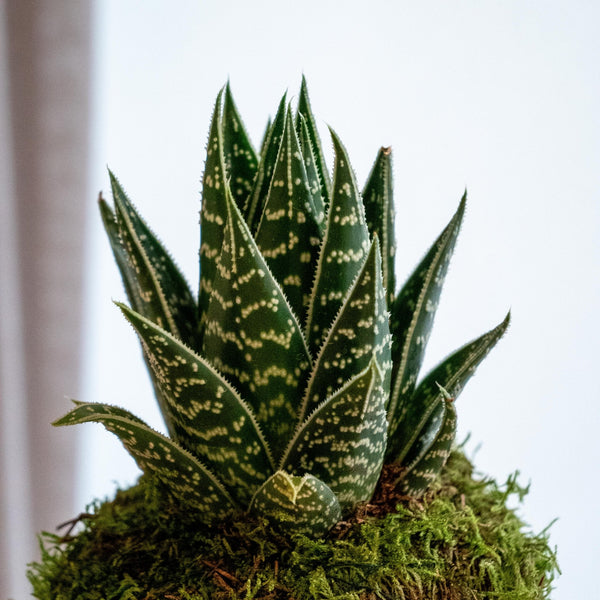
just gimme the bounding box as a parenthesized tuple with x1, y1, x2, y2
(55, 79, 510, 537)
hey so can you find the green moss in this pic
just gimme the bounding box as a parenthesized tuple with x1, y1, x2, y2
(28, 451, 558, 600)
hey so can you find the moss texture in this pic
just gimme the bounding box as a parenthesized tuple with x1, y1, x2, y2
(28, 451, 558, 600)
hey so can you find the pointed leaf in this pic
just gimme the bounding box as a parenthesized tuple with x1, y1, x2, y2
(244, 92, 287, 231)
(305, 129, 370, 356)
(362, 146, 396, 306)
(387, 312, 510, 462)
(249, 471, 341, 536)
(99, 195, 141, 312)
(297, 114, 326, 233)
(417, 312, 511, 401)
(199, 88, 228, 325)
(296, 76, 331, 205)
(53, 402, 235, 520)
(399, 397, 446, 470)
(387, 194, 466, 433)
(100, 197, 177, 437)
(398, 394, 457, 497)
(300, 237, 392, 421)
(108, 172, 200, 349)
(118, 302, 275, 504)
(202, 188, 312, 456)
(254, 106, 323, 321)
(222, 82, 258, 211)
(258, 116, 272, 159)
(282, 360, 387, 511)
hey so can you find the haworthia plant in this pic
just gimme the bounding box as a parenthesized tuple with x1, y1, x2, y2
(55, 80, 509, 537)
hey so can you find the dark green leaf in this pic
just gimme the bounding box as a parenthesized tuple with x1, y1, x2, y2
(398, 397, 446, 470)
(99, 195, 140, 312)
(53, 402, 236, 520)
(199, 88, 228, 327)
(118, 302, 275, 504)
(362, 146, 396, 306)
(297, 114, 326, 233)
(254, 106, 323, 322)
(258, 116, 272, 159)
(282, 360, 387, 511)
(201, 187, 312, 457)
(244, 93, 287, 231)
(296, 76, 331, 205)
(387, 312, 510, 462)
(300, 237, 392, 421)
(304, 129, 370, 356)
(99, 196, 177, 437)
(397, 393, 457, 497)
(249, 471, 341, 536)
(222, 82, 258, 212)
(108, 172, 200, 350)
(387, 194, 466, 436)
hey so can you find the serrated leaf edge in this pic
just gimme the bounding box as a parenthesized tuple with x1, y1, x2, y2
(109, 171, 182, 338)
(387, 194, 466, 430)
(280, 357, 384, 472)
(116, 301, 277, 473)
(53, 401, 237, 509)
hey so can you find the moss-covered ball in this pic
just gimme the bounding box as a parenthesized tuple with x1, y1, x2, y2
(28, 451, 558, 600)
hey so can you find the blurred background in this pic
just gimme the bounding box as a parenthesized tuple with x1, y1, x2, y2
(1, 1, 598, 597)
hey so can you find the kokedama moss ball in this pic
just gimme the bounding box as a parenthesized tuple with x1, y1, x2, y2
(28, 451, 557, 599)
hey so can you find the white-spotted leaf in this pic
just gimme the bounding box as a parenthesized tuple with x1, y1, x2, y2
(387, 194, 466, 436)
(304, 129, 370, 356)
(202, 186, 312, 457)
(300, 237, 391, 422)
(254, 105, 323, 322)
(282, 360, 387, 511)
(249, 471, 341, 536)
(53, 402, 235, 520)
(119, 302, 275, 504)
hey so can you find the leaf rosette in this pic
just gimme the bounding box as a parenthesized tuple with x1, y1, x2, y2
(55, 80, 508, 536)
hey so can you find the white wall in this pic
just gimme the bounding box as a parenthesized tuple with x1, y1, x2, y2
(80, 2, 599, 597)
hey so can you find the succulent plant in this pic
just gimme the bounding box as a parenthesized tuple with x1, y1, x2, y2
(54, 79, 509, 537)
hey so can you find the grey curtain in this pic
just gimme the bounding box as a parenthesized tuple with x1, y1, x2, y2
(0, 2, 93, 597)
